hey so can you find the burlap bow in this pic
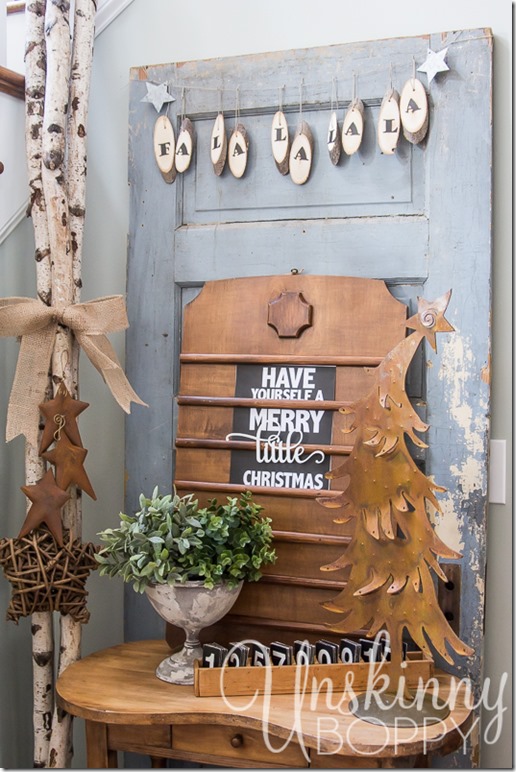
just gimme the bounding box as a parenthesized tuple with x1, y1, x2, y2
(0, 295, 147, 447)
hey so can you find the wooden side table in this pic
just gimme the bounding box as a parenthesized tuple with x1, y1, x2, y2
(56, 640, 472, 769)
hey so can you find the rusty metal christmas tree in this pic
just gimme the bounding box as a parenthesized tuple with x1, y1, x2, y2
(318, 290, 473, 682)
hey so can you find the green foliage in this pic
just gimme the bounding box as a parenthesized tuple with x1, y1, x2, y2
(95, 489, 276, 593)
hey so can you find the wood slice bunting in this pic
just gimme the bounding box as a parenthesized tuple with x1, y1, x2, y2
(289, 120, 313, 185)
(400, 77, 429, 144)
(377, 89, 401, 154)
(271, 110, 290, 175)
(210, 112, 227, 176)
(175, 117, 194, 173)
(153, 114, 176, 183)
(228, 123, 249, 178)
(327, 110, 341, 165)
(342, 99, 364, 155)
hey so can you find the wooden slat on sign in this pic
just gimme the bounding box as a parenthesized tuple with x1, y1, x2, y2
(168, 275, 406, 651)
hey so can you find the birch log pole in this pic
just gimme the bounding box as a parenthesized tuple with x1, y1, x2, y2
(47, 2, 96, 767)
(23, 0, 97, 766)
(25, 2, 56, 767)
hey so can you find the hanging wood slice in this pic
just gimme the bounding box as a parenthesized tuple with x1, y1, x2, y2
(400, 77, 429, 144)
(327, 110, 341, 165)
(271, 110, 290, 175)
(175, 117, 195, 173)
(342, 99, 364, 155)
(210, 112, 227, 176)
(377, 89, 401, 155)
(228, 123, 249, 178)
(153, 114, 176, 183)
(289, 120, 313, 185)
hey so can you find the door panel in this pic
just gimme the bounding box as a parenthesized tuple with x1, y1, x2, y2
(126, 29, 492, 768)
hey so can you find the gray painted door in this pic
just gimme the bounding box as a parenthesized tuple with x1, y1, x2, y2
(126, 29, 491, 766)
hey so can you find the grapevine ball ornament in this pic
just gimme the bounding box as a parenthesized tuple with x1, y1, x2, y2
(0, 526, 98, 624)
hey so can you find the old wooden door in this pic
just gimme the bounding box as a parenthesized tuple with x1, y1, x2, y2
(126, 29, 491, 765)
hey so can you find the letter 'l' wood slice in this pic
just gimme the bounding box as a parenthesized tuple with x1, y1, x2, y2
(377, 89, 401, 154)
(289, 120, 313, 185)
(400, 77, 429, 144)
(228, 123, 249, 178)
(271, 110, 290, 175)
(327, 110, 341, 165)
(175, 117, 195, 174)
(153, 114, 176, 183)
(342, 99, 364, 155)
(210, 112, 227, 176)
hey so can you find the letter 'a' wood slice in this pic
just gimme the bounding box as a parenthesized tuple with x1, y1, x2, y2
(228, 123, 249, 178)
(377, 89, 401, 155)
(153, 114, 176, 183)
(342, 99, 364, 155)
(271, 110, 290, 175)
(289, 120, 313, 185)
(400, 77, 429, 144)
(210, 112, 227, 176)
(327, 110, 341, 165)
(175, 117, 195, 173)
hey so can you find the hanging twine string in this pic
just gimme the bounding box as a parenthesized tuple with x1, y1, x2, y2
(0, 295, 147, 447)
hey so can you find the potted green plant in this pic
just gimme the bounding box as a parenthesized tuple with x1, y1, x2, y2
(96, 488, 275, 684)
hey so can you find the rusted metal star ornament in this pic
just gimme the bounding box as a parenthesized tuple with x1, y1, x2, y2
(42, 433, 97, 500)
(18, 469, 70, 546)
(39, 383, 89, 453)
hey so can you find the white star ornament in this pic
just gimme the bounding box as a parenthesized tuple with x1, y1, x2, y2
(141, 82, 176, 112)
(417, 48, 449, 85)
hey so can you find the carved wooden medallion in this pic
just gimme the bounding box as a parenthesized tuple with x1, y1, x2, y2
(210, 112, 227, 176)
(342, 99, 364, 155)
(175, 117, 194, 173)
(153, 114, 176, 183)
(271, 110, 290, 175)
(400, 77, 429, 144)
(289, 121, 314, 185)
(228, 123, 249, 178)
(327, 110, 341, 165)
(377, 89, 401, 155)
(267, 291, 313, 338)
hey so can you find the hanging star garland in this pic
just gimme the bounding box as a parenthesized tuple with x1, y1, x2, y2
(39, 384, 89, 453)
(42, 433, 97, 500)
(18, 469, 70, 546)
(140, 81, 176, 112)
(417, 48, 450, 84)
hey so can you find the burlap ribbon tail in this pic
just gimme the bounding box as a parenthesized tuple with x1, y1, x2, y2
(0, 295, 147, 448)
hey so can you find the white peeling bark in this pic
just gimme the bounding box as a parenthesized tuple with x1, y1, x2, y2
(25, 0, 52, 307)
(25, 3, 56, 768)
(31, 611, 55, 768)
(67, 0, 96, 306)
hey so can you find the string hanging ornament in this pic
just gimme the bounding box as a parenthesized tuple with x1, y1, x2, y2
(377, 64, 401, 155)
(152, 87, 177, 184)
(327, 77, 341, 166)
(210, 90, 227, 176)
(271, 86, 290, 176)
(228, 87, 249, 179)
(400, 57, 429, 144)
(175, 88, 195, 174)
(342, 72, 364, 156)
(289, 80, 314, 185)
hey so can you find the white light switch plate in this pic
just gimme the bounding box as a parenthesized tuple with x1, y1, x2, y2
(489, 439, 507, 505)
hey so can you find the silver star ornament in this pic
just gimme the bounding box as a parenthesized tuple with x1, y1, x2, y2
(141, 82, 176, 112)
(417, 48, 449, 85)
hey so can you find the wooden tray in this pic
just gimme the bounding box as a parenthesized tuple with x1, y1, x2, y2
(193, 652, 433, 697)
